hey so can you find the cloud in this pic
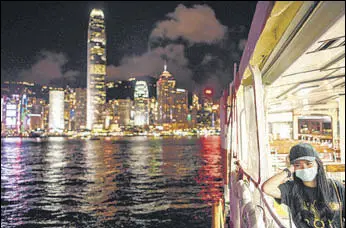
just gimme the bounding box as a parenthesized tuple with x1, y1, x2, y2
(150, 4, 227, 44)
(107, 4, 248, 97)
(107, 44, 193, 89)
(19, 50, 80, 85)
(238, 39, 247, 51)
(200, 54, 216, 65)
(108, 4, 231, 93)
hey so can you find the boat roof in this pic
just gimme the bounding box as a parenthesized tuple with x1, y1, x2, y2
(236, 1, 345, 113)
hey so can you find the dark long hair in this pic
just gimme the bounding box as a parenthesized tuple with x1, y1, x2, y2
(291, 157, 334, 225)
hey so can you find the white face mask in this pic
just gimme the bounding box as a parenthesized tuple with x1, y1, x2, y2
(295, 166, 318, 182)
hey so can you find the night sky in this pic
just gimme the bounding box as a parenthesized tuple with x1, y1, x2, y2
(1, 1, 257, 97)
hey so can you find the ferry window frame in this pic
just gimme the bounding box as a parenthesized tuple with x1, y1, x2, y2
(231, 90, 238, 160)
(235, 84, 261, 183)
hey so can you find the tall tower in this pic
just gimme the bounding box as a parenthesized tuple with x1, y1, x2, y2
(87, 9, 107, 131)
(134, 81, 149, 126)
(174, 88, 188, 129)
(156, 62, 176, 126)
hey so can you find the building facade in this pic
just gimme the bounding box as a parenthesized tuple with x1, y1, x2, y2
(75, 88, 87, 131)
(48, 90, 64, 133)
(134, 81, 149, 126)
(156, 64, 176, 128)
(3, 95, 21, 135)
(87, 9, 107, 131)
(173, 88, 188, 129)
(64, 87, 76, 131)
(116, 98, 133, 127)
(27, 97, 45, 131)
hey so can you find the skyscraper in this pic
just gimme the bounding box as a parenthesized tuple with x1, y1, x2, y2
(173, 88, 188, 129)
(3, 95, 21, 135)
(117, 98, 133, 127)
(1, 97, 4, 125)
(87, 9, 106, 131)
(75, 88, 87, 131)
(156, 63, 176, 127)
(134, 81, 149, 126)
(134, 81, 149, 99)
(49, 90, 64, 133)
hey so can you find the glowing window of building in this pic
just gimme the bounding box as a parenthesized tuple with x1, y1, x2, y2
(90, 64, 106, 74)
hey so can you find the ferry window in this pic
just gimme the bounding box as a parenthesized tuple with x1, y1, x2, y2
(297, 116, 332, 140)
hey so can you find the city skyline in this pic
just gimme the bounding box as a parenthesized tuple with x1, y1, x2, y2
(1, 1, 257, 98)
(1, 62, 220, 135)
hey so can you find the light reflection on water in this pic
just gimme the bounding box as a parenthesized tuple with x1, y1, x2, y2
(1, 136, 223, 228)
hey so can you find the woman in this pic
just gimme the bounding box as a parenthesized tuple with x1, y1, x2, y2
(262, 143, 344, 227)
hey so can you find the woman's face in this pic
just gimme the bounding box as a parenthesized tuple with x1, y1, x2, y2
(293, 159, 317, 170)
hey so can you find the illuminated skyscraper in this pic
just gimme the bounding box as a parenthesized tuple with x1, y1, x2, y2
(4, 95, 21, 135)
(75, 88, 87, 130)
(156, 63, 176, 126)
(20, 93, 29, 134)
(49, 90, 64, 133)
(134, 81, 149, 99)
(1, 97, 3, 123)
(64, 87, 76, 131)
(134, 81, 149, 126)
(192, 93, 200, 111)
(87, 9, 107, 130)
(117, 98, 133, 126)
(173, 88, 188, 129)
(149, 97, 158, 126)
(189, 93, 200, 129)
(202, 88, 213, 112)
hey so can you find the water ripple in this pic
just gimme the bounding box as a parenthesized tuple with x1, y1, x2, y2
(1, 136, 223, 228)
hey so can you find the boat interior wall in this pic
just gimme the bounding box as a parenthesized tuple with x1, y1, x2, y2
(267, 112, 293, 122)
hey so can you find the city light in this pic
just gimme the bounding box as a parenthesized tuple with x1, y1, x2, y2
(204, 88, 213, 96)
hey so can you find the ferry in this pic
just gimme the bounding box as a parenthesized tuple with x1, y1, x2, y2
(214, 1, 345, 227)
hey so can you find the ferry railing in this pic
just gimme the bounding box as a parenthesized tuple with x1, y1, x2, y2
(233, 161, 289, 228)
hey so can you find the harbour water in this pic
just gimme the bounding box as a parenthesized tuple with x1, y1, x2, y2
(1, 136, 223, 228)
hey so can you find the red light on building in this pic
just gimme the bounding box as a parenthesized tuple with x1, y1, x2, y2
(204, 88, 213, 96)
